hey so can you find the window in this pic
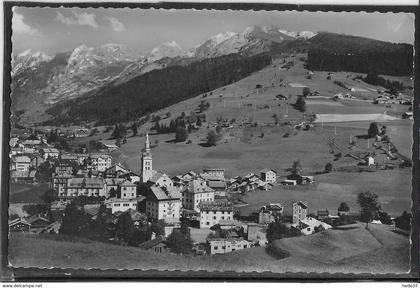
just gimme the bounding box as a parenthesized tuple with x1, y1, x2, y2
(243, 245, 247, 248)
(214, 246, 218, 250)
(213, 216, 216, 220)
(206, 222, 210, 226)
(123, 204, 129, 207)
(222, 246, 226, 249)
(221, 217, 224, 220)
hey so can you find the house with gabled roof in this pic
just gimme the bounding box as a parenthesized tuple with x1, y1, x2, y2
(9, 217, 31, 232)
(105, 163, 129, 178)
(182, 178, 215, 212)
(199, 201, 234, 228)
(148, 172, 174, 189)
(260, 168, 277, 183)
(145, 185, 182, 221)
(119, 180, 137, 199)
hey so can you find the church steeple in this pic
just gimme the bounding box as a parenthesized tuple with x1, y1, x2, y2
(145, 133, 150, 152)
(142, 133, 153, 183)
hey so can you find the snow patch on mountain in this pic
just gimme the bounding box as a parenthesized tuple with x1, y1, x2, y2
(148, 41, 184, 61)
(12, 49, 53, 76)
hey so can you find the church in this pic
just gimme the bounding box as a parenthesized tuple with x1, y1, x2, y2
(141, 134, 182, 223)
(141, 133, 154, 183)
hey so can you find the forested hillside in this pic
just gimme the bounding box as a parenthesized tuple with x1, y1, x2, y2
(307, 32, 413, 76)
(46, 53, 272, 125)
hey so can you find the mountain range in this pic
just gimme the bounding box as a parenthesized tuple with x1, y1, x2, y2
(10, 25, 412, 126)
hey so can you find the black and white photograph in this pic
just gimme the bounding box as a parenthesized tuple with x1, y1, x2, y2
(5, 5, 416, 276)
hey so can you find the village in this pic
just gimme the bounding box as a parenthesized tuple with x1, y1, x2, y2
(9, 124, 411, 257)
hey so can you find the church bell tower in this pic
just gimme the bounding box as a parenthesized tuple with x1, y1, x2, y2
(141, 133, 153, 183)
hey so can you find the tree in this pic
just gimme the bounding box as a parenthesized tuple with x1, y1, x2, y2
(206, 131, 218, 146)
(338, 202, 350, 213)
(115, 212, 134, 243)
(131, 122, 138, 137)
(41, 188, 58, 205)
(150, 220, 165, 237)
(302, 87, 311, 97)
(368, 122, 379, 138)
(394, 211, 411, 231)
(59, 202, 90, 236)
(127, 227, 149, 247)
(215, 125, 222, 134)
(357, 191, 381, 227)
(290, 160, 302, 175)
(175, 126, 189, 142)
(180, 221, 190, 236)
(378, 211, 392, 225)
(294, 96, 306, 112)
(266, 221, 300, 243)
(166, 230, 193, 254)
(324, 162, 333, 173)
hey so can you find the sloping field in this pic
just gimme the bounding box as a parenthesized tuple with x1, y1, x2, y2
(274, 224, 381, 262)
(9, 223, 409, 274)
(314, 113, 399, 123)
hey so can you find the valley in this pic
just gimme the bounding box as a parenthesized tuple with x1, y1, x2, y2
(8, 20, 414, 275)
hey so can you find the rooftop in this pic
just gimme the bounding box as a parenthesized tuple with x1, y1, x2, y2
(150, 185, 181, 201)
(199, 201, 234, 211)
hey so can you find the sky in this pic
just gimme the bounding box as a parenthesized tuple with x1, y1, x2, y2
(11, 7, 415, 56)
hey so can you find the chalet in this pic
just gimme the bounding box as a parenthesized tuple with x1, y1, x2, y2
(171, 175, 185, 188)
(105, 163, 129, 178)
(119, 171, 141, 184)
(148, 172, 174, 189)
(257, 181, 273, 191)
(199, 201, 234, 228)
(11, 155, 31, 172)
(206, 238, 252, 254)
(297, 216, 332, 235)
(259, 203, 284, 224)
(119, 180, 137, 199)
(9, 218, 31, 232)
(292, 201, 308, 224)
(244, 173, 260, 182)
(145, 185, 182, 221)
(182, 178, 215, 212)
(201, 168, 225, 179)
(105, 197, 139, 214)
(287, 174, 314, 185)
(40, 148, 60, 160)
(181, 171, 197, 182)
(62, 177, 106, 198)
(26, 215, 51, 233)
(138, 235, 167, 253)
(260, 168, 277, 183)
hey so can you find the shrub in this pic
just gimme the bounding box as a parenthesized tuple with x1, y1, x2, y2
(265, 243, 291, 259)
